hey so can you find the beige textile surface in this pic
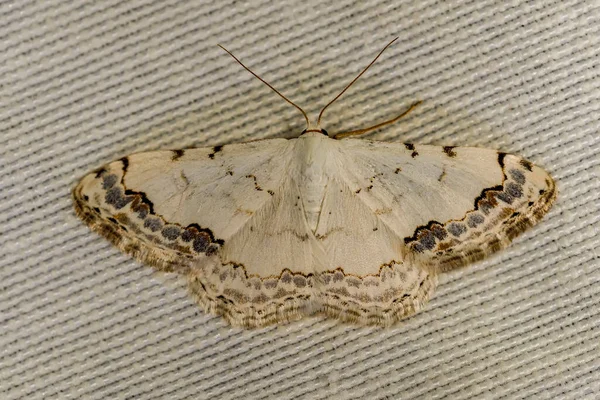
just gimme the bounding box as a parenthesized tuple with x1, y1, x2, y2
(2, 1, 599, 399)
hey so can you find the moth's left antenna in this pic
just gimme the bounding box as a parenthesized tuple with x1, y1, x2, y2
(218, 45, 310, 130)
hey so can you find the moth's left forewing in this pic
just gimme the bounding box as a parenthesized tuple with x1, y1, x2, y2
(407, 152, 555, 272)
(336, 141, 556, 273)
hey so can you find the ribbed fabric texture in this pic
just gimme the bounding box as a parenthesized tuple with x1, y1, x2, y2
(2, 1, 599, 399)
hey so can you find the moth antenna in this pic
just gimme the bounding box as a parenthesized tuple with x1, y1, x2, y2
(218, 44, 310, 130)
(334, 101, 422, 139)
(316, 37, 399, 128)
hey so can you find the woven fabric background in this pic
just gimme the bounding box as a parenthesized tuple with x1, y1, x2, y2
(2, 1, 599, 399)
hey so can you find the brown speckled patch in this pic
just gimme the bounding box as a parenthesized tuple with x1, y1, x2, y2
(520, 159, 533, 171)
(171, 149, 185, 161)
(208, 145, 223, 159)
(245, 174, 263, 191)
(443, 146, 457, 157)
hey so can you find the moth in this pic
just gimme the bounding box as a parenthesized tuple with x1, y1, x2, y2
(73, 39, 556, 328)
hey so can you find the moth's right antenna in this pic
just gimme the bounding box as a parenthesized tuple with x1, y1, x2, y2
(316, 37, 399, 128)
(219, 45, 310, 130)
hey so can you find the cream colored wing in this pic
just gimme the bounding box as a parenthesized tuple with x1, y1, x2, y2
(322, 140, 556, 272)
(73, 138, 321, 327)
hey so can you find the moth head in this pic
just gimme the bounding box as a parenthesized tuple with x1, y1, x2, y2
(301, 128, 330, 137)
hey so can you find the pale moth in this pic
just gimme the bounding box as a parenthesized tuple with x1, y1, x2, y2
(73, 39, 556, 328)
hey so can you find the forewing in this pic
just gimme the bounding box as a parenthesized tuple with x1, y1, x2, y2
(330, 140, 556, 273)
